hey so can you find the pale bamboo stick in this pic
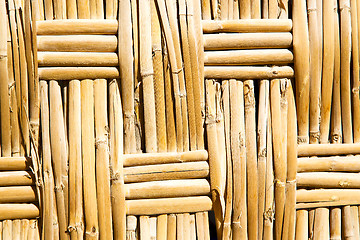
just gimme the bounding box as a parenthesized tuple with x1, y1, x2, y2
(109, 80, 126, 240)
(203, 212, 210, 240)
(343, 206, 355, 239)
(330, 208, 341, 240)
(307, 0, 321, 144)
(352, 0, 360, 142)
(268, 0, 277, 18)
(167, 214, 176, 240)
(49, 80, 68, 240)
(298, 143, 360, 156)
(220, 0, 228, 19)
(149, 217, 156, 240)
(203, 32, 293, 50)
(140, 216, 150, 240)
(351, 206, 359, 238)
(211, 0, 219, 19)
(20, 219, 29, 240)
(12, 220, 20, 240)
(105, 0, 117, 19)
(177, 214, 184, 240)
(233, 0, 239, 19)
(39, 67, 119, 81)
(28, 220, 40, 240)
(293, 0, 310, 144)
(313, 208, 330, 239)
(44, 0, 53, 20)
(297, 201, 360, 209)
(190, 214, 196, 240)
(230, 80, 247, 239)
(156, 214, 167, 240)
(183, 213, 191, 240)
(201, 0, 211, 19)
(239, 0, 250, 18)
(251, 0, 260, 18)
(3, 220, 11, 240)
(126, 216, 137, 240)
(297, 189, 360, 203)
(295, 210, 308, 240)
(331, 0, 342, 144)
(202, 19, 293, 33)
(195, 212, 204, 240)
(204, 66, 294, 79)
(68, 79, 84, 240)
(53, 0, 66, 19)
(124, 161, 209, 183)
(340, 0, 353, 143)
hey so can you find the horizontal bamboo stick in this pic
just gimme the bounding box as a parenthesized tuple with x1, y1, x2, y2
(124, 161, 209, 183)
(0, 171, 34, 186)
(0, 186, 36, 203)
(37, 35, 117, 52)
(38, 52, 118, 66)
(296, 201, 360, 209)
(297, 156, 360, 172)
(125, 179, 210, 199)
(297, 172, 360, 188)
(202, 19, 292, 33)
(126, 196, 213, 215)
(0, 157, 30, 170)
(298, 144, 360, 156)
(203, 32, 292, 50)
(297, 189, 360, 202)
(123, 150, 208, 167)
(36, 19, 118, 34)
(204, 66, 294, 79)
(39, 67, 119, 80)
(0, 205, 38, 220)
(204, 49, 293, 65)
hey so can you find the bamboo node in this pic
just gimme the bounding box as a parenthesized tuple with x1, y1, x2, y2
(95, 137, 108, 148)
(352, 87, 359, 94)
(274, 179, 286, 187)
(307, 7, 317, 13)
(331, 134, 342, 143)
(258, 148, 267, 158)
(141, 71, 154, 78)
(297, 136, 308, 144)
(339, 4, 351, 11)
(0, 54, 6, 60)
(339, 180, 350, 187)
(263, 207, 274, 221)
(172, 67, 183, 75)
(310, 131, 320, 140)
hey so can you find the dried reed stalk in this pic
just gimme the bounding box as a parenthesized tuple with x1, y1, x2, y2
(68, 79, 84, 240)
(195, 212, 204, 240)
(297, 172, 360, 188)
(149, 217, 156, 240)
(298, 143, 360, 156)
(201, 0, 211, 19)
(330, 208, 341, 240)
(220, 0, 228, 20)
(21, 219, 29, 240)
(140, 216, 150, 240)
(239, 0, 250, 18)
(156, 214, 167, 240)
(351, 206, 359, 238)
(268, 0, 277, 18)
(204, 66, 294, 79)
(44, 0, 53, 20)
(3, 220, 12, 240)
(340, 0, 353, 143)
(313, 208, 330, 239)
(119, 0, 136, 154)
(126, 216, 136, 240)
(13, 220, 20, 239)
(167, 214, 176, 240)
(109, 80, 126, 240)
(343, 206, 355, 239)
(190, 214, 196, 240)
(177, 214, 184, 240)
(230, 80, 247, 239)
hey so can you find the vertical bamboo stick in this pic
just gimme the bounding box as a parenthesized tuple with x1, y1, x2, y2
(319, 0, 335, 143)
(340, 0, 353, 143)
(177, 214, 184, 240)
(190, 214, 196, 240)
(331, 0, 342, 143)
(119, 0, 137, 154)
(68, 80, 84, 240)
(126, 216, 137, 240)
(228, 0, 233, 19)
(28, 220, 40, 240)
(203, 212, 210, 240)
(307, 0, 321, 144)
(202, 0, 211, 19)
(183, 213, 191, 240)
(140, 216, 150, 240)
(258, 80, 269, 240)
(330, 208, 341, 240)
(278, 0, 288, 18)
(351, 206, 360, 238)
(94, 79, 113, 240)
(239, 0, 250, 18)
(156, 214, 167, 240)
(109, 80, 126, 240)
(295, 210, 308, 239)
(262, 0, 269, 18)
(3, 220, 12, 240)
(251, 0, 260, 18)
(233, 0, 239, 18)
(149, 217, 156, 240)
(230, 80, 247, 239)
(244, 80, 258, 240)
(293, 0, 310, 144)
(81, 80, 99, 239)
(313, 208, 330, 239)
(211, 0, 219, 19)
(12, 220, 20, 239)
(21, 219, 29, 240)
(343, 206, 355, 239)
(0, 0, 11, 157)
(44, 0, 53, 20)
(77, 0, 90, 19)
(151, 0, 167, 152)
(105, 0, 117, 19)
(220, 0, 228, 19)
(167, 214, 176, 240)
(195, 212, 204, 240)
(309, 209, 315, 239)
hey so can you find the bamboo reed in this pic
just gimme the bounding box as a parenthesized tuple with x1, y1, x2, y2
(149, 217, 156, 240)
(195, 212, 204, 240)
(156, 214, 167, 240)
(183, 213, 191, 240)
(203, 32, 292, 50)
(343, 206, 355, 239)
(3, 220, 11, 240)
(201, 0, 211, 19)
(0, 157, 29, 170)
(295, 210, 308, 240)
(204, 66, 294, 79)
(204, 49, 293, 65)
(313, 208, 330, 239)
(39, 67, 119, 80)
(13, 220, 20, 239)
(239, 0, 250, 18)
(298, 143, 360, 156)
(330, 208, 341, 240)
(109, 80, 126, 240)
(298, 156, 360, 172)
(21, 219, 29, 240)
(177, 214, 184, 240)
(297, 189, 360, 203)
(202, 19, 292, 33)
(124, 161, 209, 183)
(126, 196, 213, 215)
(123, 150, 208, 166)
(0, 204, 39, 220)
(167, 214, 176, 240)
(190, 214, 196, 240)
(230, 80, 247, 239)
(340, 0, 353, 143)
(0, 186, 36, 202)
(297, 172, 360, 188)
(140, 216, 150, 240)
(38, 52, 118, 67)
(125, 179, 210, 199)
(36, 20, 117, 34)
(126, 216, 136, 240)
(0, 171, 33, 186)
(351, 206, 359, 238)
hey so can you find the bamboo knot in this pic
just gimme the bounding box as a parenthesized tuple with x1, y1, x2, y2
(352, 87, 359, 94)
(287, 179, 296, 185)
(297, 136, 308, 144)
(141, 72, 154, 78)
(310, 131, 320, 140)
(331, 134, 342, 143)
(68, 225, 76, 233)
(275, 179, 286, 187)
(339, 180, 350, 187)
(339, 4, 351, 12)
(307, 7, 317, 13)
(0, 54, 7, 60)
(258, 148, 267, 158)
(263, 208, 274, 221)
(8, 81, 15, 90)
(172, 67, 183, 75)
(205, 115, 217, 125)
(95, 138, 107, 147)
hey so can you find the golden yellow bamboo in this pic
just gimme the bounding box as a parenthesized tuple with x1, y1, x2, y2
(0, 204, 39, 220)
(201, 0, 211, 19)
(177, 214, 184, 240)
(39, 67, 119, 81)
(298, 143, 360, 156)
(298, 156, 360, 172)
(239, 0, 250, 18)
(13, 220, 20, 239)
(167, 214, 176, 240)
(330, 207, 341, 240)
(204, 66, 294, 79)
(343, 206, 355, 239)
(156, 214, 167, 240)
(20, 219, 29, 240)
(36, 20, 117, 34)
(313, 208, 330, 239)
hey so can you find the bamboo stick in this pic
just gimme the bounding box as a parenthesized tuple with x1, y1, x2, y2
(149, 217, 156, 240)
(204, 49, 293, 65)
(244, 80, 258, 240)
(156, 214, 167, 240)
(0, 0, 12, 157)
(297, 189, 360, 202)
(351, 206, 359, 238)
(20, 219, 29, 240)
(195, 212, 204, 240)
(298, 143, 360, 156)
(39, 67, 119, 80)
(300, 156, 360, 173)
(0, 186, 36, 202)
(0, 157, 29, 170)
(183, 213, 191, 240)
(105, 0, 117, 19)
(49, 80, 68, 240)
(203, 212, 210, 240)
(211, 0, 219, 19)
(36, 20, 118, 34)
(81, 80, 99, 239)
(12, 220, 20, 240)
(125, 179, 210, 199)
(313, 208, 330, 239)
(109, 80, 126, 240)
(0, 171, 34, 186)
(167, 214, 176, 240)
(331, 0, 342, 144)
(343, 206, 355, 240)
(297, 201, 360, 209)
(94, 79, 112, 240)
(177, 214, 184, 240)
(126, 196, 213, 215)
(220, 0, 229, 19)
(201, 0, 211, 19)
(202, 19, 292, 33)
(126, 216, 137, 240)
(230, 80, 247, 239)
(295, 210, 308, 240)
(319, 0, 335, 143)
(340, 0, 353, 143)
(68, 79, 84, 240)
(239, 0, 250, 18)
(151, 0, 167, 152)
(297, 172, 360, 188)
(293, 0, 310, 144)
(37, 35, 117, 52)
(3, 220, 11, 240)
(307, 0, 321, 144)
(28, 220, 40, 240)
(190, 214, 196, 240)
(0, 205, 38, 220)
(44, 0, 53, 20)
(38, 52, 118, 67)
(203, 32, 293, 50)
(251, 0, 260, 18)
(123, 150, 208, 166)
(204, 66, 294, 79)
(330, 208, 341, 240)
(124, 161, 209, 183)
(140, 216, 150, 240)
(309, 209, 316, 238)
